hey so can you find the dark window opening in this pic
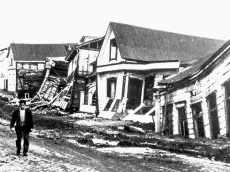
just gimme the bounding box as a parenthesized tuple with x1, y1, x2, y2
(109, 39, 118, 61)
(144, 76, 155, 105)
(207, 92, 220, 139)
(10, 58, 13, 66)
(107, 77, 117, 98)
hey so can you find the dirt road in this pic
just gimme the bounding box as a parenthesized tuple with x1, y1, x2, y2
(0, 122, 230, 172)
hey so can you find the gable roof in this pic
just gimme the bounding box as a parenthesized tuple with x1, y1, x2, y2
(159, 40, 230, 85)
(110, 22, 225, 64)
(10, 43, 76, 61)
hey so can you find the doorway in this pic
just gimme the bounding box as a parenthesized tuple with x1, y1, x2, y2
(126, 77, 143, 110)
(191, 103, 205, 138)
(178, 106, 189, 138)
(162, 104, 173, 136)
(207, 92, 220, 139)
(224, 81, 230, 137)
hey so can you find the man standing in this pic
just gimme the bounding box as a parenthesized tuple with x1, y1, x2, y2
(10, 99, 33, 156)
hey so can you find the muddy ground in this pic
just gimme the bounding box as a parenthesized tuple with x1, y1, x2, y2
(1, 114, 230, 171)
(1, 93, 230, 171)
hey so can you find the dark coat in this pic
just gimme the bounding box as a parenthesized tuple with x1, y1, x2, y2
(10, 108, 33, 132)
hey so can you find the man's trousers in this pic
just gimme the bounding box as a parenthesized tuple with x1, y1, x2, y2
(15, 126, 30, 154)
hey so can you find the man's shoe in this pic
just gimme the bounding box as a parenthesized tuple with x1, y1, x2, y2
(23, 153, 28, 156)
(16, 150, 20, 156)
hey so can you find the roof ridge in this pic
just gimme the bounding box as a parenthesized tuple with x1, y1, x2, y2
(109, 21, 226, 63)
(110, 21, 226, 42)
(10, 43, 77, 45)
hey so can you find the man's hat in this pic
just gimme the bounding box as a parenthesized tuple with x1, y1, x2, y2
(19, 99, 26, 105)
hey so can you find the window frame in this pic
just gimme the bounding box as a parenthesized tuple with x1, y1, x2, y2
(107, 77, 117, 98)
(109, 38, 118, 61)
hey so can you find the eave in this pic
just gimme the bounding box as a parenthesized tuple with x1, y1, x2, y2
(96, 61, 179, 73)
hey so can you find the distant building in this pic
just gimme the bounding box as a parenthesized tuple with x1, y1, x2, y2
(0, 48, 9, 90)
(6, 43, 75, 98)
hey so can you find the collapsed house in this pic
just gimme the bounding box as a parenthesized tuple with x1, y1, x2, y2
(5, 43, 75, 99)
(30, 57, 69, 109)
(96, 22, 225, 129)
(158, 40, 230, 139)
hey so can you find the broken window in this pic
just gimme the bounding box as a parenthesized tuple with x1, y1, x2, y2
(107, 77, 117, 98)
(30, 63, 37, 70)
(23, 63, 29, 70)
(207, 92, 220, 139)
(110, 39, 118, 61)
(17, 63, 23, 69)
(38, 63, 45, 70)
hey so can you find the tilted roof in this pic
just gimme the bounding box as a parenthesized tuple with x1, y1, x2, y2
(158, 54, 212, 85)
(110, 22, 225, 63)
(10, 43, 76, 61)
(79, 36, 100, 43)
(159, 40, 230, 85)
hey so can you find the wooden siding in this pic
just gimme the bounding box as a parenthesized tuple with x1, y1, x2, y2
(161, 53, 230, 138)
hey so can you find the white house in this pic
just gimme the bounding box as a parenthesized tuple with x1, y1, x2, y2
(96, 22, 225, 128)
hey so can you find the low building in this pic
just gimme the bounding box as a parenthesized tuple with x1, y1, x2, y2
(159, 40, 230, 139)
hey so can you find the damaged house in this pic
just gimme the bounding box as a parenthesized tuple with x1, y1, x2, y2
(96, 22, 225, 129)
(64, 36, 104, 112)
(6, 43, 74, 99)
(30, 57, 69, 109)
(158, 40, 230, 139)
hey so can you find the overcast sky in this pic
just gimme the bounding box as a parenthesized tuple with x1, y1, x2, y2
(1, 0, 230, 49)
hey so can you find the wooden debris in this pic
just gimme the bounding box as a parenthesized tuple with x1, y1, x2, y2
(124, 125, 146, 134)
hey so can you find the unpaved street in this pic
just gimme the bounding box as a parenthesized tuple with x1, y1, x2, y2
(0, 122, 230, 172)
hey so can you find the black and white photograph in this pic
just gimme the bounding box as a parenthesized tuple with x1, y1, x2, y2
(1, 0, 230, 171)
